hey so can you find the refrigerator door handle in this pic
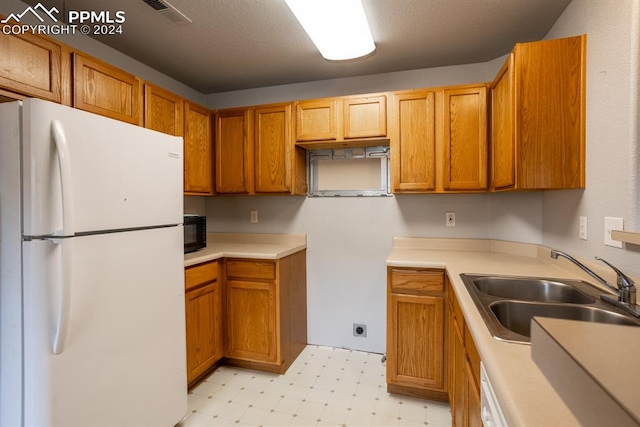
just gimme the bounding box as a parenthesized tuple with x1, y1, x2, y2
(50, 238, 73, 355)
(51, 119, 75, 237)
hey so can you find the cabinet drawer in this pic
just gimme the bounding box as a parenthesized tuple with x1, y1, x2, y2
(390, 268, 444, 293)
(226, 260, 276, 280)
(185, 260, 218, 291)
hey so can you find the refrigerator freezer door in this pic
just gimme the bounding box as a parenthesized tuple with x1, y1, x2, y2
(22, 98, 183, 237)
(22, 226, 187, 427)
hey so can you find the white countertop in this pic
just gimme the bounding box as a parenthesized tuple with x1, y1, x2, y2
(386, 237, 639, 427)
(531, 317, 640, 427)
(184, 233, 307, 267)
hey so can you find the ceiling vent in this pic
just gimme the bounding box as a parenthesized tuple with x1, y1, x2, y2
(141, 0, 192, 24)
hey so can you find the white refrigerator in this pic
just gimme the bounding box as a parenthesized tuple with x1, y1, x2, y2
(0, 99, 188, 426)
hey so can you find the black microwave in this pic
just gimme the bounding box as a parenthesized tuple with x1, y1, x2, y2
(183, 215, 206, 253)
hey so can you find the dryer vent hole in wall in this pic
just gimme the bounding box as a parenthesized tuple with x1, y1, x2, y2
(353, 323, 367, 337)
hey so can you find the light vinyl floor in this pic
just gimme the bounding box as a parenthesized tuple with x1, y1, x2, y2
(178, 345, 452, 427)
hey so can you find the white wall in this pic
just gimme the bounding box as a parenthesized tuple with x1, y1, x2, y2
(206, 193, 542, 353)
(203, 56, 545, 353)
(206, 60, 501, 109)
(540, 0, 640, 274)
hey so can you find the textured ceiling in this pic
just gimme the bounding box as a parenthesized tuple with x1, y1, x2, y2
(21, 0, 572, 94)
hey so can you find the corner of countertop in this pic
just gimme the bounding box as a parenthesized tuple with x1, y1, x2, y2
(185, 233, 307, 267)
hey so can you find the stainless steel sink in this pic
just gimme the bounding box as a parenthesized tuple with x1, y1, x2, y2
(489, 301, 639, 339)
(460, 274, 640, 344)
(471, 276, 595, 304)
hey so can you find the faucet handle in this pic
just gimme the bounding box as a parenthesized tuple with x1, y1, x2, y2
(595, 257, 635, 289)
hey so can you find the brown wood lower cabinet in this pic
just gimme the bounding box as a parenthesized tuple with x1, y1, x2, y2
(386, 267, 447, 401)
(185, 260, 223, 387)
(225, 251, 307, 374)
(387, 266, 482, 424)
(184, 251, 307, 388)
(448, 284, 482, 426)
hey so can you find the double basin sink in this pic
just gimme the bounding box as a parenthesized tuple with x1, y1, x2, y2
(460, 274, 640, 343)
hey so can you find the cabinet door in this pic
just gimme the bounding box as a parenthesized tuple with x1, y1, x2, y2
(255, 104, 292, 193)
(144, 83, 184, 136)
(73, 52, 141, 125)
(185, 281, 223, 384)
(343, 95, 386, 139)
(390, 91, 437, 192)
(446, 299, 455, 404)
(514, 36, 585, 189)
(467, 366, 483, 427)
(387, 293, 445, 390)
(443, 86, 488, 191)
(490, 54, 516, 189)
(226, 280, 278, 363)
(184, 102, 213, 195)
(215, 109, 251, 194)
(296, 99, 337, 141)
(0, 31, 62, 103)
(451, 317, 467, 427)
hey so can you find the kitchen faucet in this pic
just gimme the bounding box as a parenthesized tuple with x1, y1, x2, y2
(550, 250, 639, 317)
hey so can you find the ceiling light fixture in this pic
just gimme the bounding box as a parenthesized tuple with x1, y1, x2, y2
(284, 0, 376, 61)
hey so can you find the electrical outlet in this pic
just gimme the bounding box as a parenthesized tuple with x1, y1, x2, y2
(250, 210, 258, 223)
(353, 323, 367, 337)
(579, 216, 588, 240)
(604, 217, 623, 248)
(446, 212, 456, 227)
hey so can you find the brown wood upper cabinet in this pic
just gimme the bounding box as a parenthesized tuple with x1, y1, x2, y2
(343, 95, 387, 139)
(0, 29, 66, 103)
(295, 94, 387, 148)
(390, 90, 437, 192)
(143, 83, 184, 136)
(143, 85, 213, 195)
(491, 35, 586, 191)
(255, 103, 308, 195)
(390, 84, 488, 194)
(184, 102, 213, 195)
(443, 86, 488, 191)
(386, 267, 447, 401)
(255, 104, 293, 193)
(215, 103, 307, 195)
(214, 108, 252, 194)
(73, 52, 142, 125)
(296, 99, 337, 142)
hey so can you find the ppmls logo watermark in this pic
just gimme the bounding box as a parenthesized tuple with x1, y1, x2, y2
(2, 3, 126, 36)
